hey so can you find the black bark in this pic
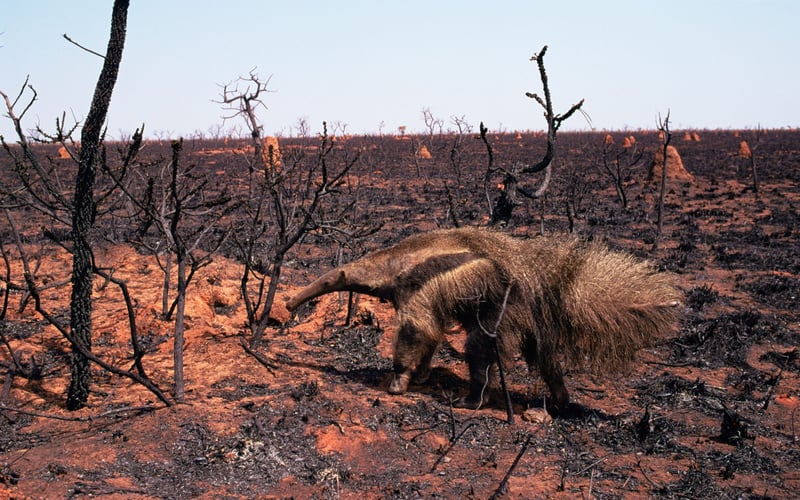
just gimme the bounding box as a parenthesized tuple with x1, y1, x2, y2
(66, 0, 129, 410)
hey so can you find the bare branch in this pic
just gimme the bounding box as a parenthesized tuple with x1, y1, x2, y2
(476, 282, 515, 423)
(0, 403, 157, 422)
(214, 69, 273, 134)
(63, 33, 106, 59)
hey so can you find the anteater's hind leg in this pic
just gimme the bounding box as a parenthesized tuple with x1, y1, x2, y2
(454, 325, 500, 409)
(523, 336, 569, 413)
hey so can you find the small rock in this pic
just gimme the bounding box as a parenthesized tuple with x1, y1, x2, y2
(522, 408, 552, 425)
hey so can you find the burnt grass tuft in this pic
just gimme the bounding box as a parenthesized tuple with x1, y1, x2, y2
(673, 310, 797, 369)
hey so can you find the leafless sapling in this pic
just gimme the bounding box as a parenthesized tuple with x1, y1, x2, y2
(168, 140, 233, 400)
(560, 158, 594, 234)
(422, 107, 444, 144)
(598, 135, 643, 209)
(410, 107, 443, 179)
(216, 68, 274, 199)
(216, 72, 372, 345)
(438, 114, 475, 228)
(655, 111, 672, 245)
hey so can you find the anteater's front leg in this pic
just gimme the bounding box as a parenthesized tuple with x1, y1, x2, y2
(456, 326, 499, 409)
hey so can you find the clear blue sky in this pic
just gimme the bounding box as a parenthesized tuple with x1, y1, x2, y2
(1, 1, 797, 139)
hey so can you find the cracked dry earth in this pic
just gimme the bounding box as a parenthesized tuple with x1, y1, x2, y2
(0, 130, 798, 498)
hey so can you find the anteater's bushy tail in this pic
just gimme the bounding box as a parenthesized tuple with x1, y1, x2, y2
(554, 242, 683, 373)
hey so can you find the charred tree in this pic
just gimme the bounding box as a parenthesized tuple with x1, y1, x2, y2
(1, 1, 174, 409)
(488, 46, 584, 226)
(67, 0, 129, 410)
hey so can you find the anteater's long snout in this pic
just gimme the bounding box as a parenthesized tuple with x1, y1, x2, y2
(286, 269, 347, 311)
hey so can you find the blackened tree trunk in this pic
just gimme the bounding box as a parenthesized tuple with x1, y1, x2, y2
(168, 139, 187, 402)
(173, 254, 187, 401)
(67, 0, 129, 410)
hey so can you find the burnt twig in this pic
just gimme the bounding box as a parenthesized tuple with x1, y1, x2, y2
(62, 33, 106, 59)
(93, 267, 147, 378)
(239, 336, 278, 372)
(636, 457, 662, 489)
(490, 433, 533, 499)
(429, 422, 477, 473)
(478, 282, 515, 424)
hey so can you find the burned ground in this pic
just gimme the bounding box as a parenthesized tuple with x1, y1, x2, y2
(0, 130, 798, 498)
